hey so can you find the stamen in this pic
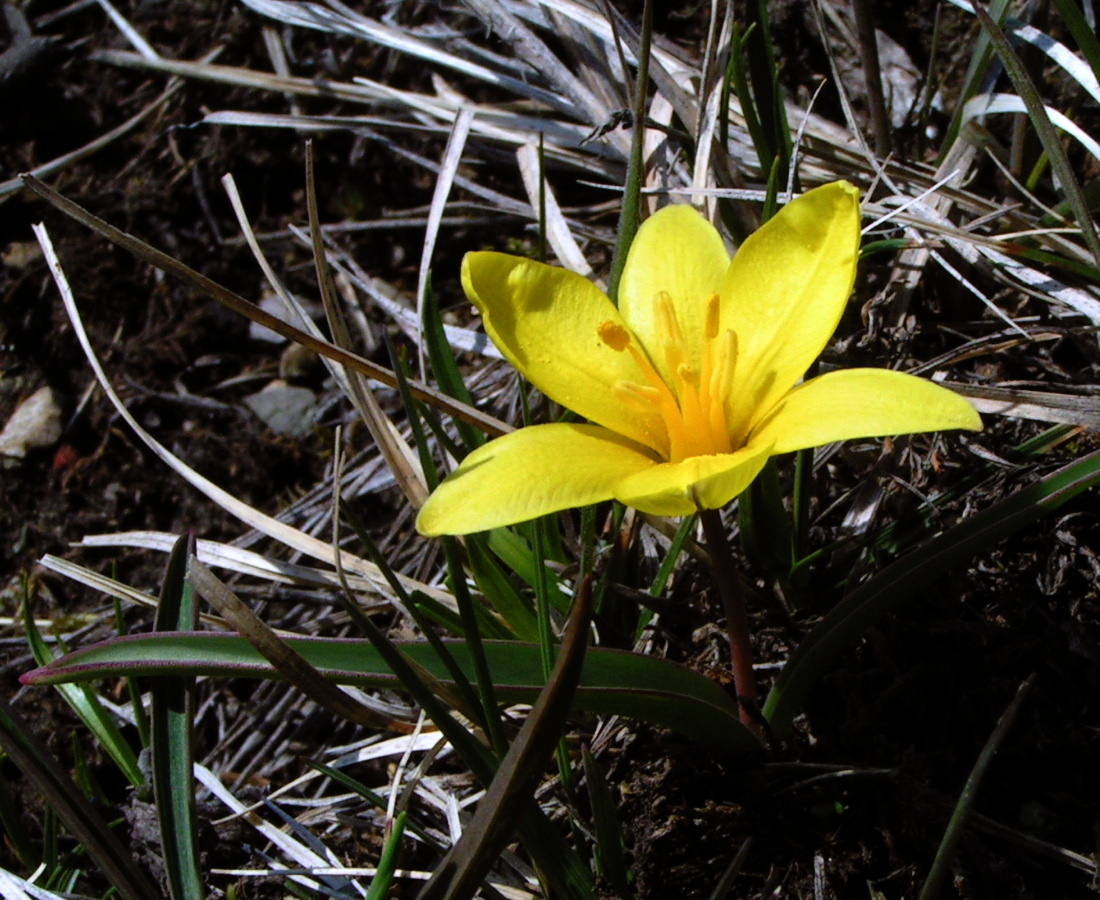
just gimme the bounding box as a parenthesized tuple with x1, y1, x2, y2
(655, 291, 688, 377)
(707, 330, 737, 446)
(655, 292, 685, 347)
(595, 296, 739, 463)
(597, 320, 630, 351)
(708, 330, 737, 404)
(704, 293, 720, 340)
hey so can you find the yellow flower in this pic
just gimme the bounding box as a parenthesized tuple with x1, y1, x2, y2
(417, 181, 981, 536)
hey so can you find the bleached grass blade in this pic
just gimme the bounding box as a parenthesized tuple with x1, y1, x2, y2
(961, 93, 1100, 166)
(261, 24, 304, 115)
(223, 172, 428, 506)
(515, 143, 594, 278)
(74, 531, 449, 601)
(461, 0, 618, 144)
(31, 224, 412, 599)
(930, 248, 1027, 336)
(946, 0, 1100, 103)
(0, 864, 70, 900)
(94, 0, 158, 59)
(194, 764, 364, 896)
(237, 0, 573, 114)
(975, 242, 1100, 328)
(285, 225, 501, 359)
(945, 383, 1100, 427)
(418, 108, 475, 364)
(38, 555, 174, 615)
(974, 3, 1100, 266)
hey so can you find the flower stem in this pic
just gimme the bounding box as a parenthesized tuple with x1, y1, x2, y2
(698, 508, 759, 729)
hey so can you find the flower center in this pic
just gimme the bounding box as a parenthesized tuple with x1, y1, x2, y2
(598, 292, 737, 463)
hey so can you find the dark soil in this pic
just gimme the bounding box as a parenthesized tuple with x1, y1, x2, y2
(1, 2, 1098, 899)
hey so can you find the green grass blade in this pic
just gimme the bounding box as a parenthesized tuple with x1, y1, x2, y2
(366, 811, 407, 900)
(21, 588, 143, 788)
(606, 0, 652, 305)
(765, 448, 1100, 735)
(0, 759, 36, 868)
(940, 0, 1011, 155)
(0, 697, 160, 900)
(417, 579, 595, 900)
(339, 500, 487, 711)
(305, 760, 446, 854)
(917, 675, 1034, 900)
(743, 0, 791, 183)
(24, 633, 761, 755)
(1048, 0, 1100, 87)
(151, 533, 204, 900)
(649, 513, 695, 599)
(974, 3, 1100, 265)
(422, 275, 484, 451)
(466, 536, 539, 641)
(583, 746, 632, 899)
(187, 556, 398, 731)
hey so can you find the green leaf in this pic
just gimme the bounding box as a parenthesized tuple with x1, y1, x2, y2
(466, 536, 539, 641)
(25, 635, 761, 756)
(1049, 0, 1100, 84)
(0, 696, 161, 900)
(765, 448, 1100, 736)
(607, 0, 653, 305)
(21, 587, 144, 788)
(583, 746, 632, 899)
(152, 534, 204, 900)
(366, 811, 407, 900)
(423, 275, 484, 451)
(974, 3, 1100, 266)
(417, 576, 595, 900)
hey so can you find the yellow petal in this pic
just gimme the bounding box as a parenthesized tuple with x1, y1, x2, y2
(615, 443, 773, 517)
(618, 204, 731, 379)
(749, 368, 983, 455)
(415, 424, 660, 536)
(462, 252, 666, 453)
(722, 181, 861, 436)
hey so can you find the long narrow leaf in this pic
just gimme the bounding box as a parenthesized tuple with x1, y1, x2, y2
(23, 634, 761, 755)
(21, 594, 143, 788)
(186, 556, 406, 732)
(0, 698, 160, 900)
(973, 3, 1100, 265)
(417, 578, 594, 900)
(765, 448, 1100, 735)
(151, 534, 204, 900)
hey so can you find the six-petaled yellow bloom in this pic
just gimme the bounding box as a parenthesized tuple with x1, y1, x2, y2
(417, 181, 981, 536)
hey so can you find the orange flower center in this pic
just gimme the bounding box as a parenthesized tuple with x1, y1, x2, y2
(598, 292, 737, 463)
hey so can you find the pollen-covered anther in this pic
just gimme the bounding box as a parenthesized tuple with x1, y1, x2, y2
(704, 293, 721, 340)
(597, 320, 630, 351)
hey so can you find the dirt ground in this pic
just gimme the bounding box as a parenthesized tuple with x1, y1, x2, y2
(2, 1, 1099, 898)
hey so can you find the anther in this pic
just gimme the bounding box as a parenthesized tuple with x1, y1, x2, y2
(597, 320, 630, 351)
(705, 294, 720, 340)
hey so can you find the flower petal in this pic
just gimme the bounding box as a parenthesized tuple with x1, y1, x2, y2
(618, 204, 731, 378)
(749, 368, 983, 455)
(722, 181, 861, 436)
(415, 423, 660, 536)
(462, 252, 666, 453)
(615, 443, 773, 517)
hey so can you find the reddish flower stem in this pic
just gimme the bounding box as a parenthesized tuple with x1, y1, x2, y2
(698, 508, 759, 730)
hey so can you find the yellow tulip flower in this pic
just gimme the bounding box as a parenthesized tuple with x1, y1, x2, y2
(417, 181, 981, 536)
